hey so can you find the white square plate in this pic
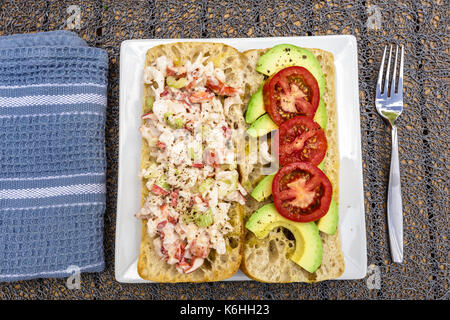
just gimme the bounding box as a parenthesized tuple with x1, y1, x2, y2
(115, 36, 367, 283)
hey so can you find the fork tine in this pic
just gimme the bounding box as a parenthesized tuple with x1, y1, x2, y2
(391, 45, 399, 96)
(397, 45, 404, 95)
(377, 45, 387, 95)
(384, 44, 393, 96)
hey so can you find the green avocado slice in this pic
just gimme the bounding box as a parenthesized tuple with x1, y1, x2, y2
(314, 98, 331, 230)
(246, 203, 323, 273)
(245, 85, 265, 124)
(314, 98, 327, 130)
(256, 44, 326, 97)
(250, 173, 275, 202)
(317, 200, 339, 235)
(247, 114, 278, 137)
(317, 161, 325, 171)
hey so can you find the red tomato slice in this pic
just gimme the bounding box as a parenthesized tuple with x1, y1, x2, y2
(272, 162, 332, 222)
(275, 116, 327, 166)
(263, 66, 320, 126)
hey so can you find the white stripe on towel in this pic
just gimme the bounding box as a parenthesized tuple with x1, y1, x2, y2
(0, 261, 104, 279)
(0, 172, 103, 182)
(1, 201, 104, 211)
(0, 111, 103, 119)
(0, 82, 106, 90)
(0, 183, 105, 199)
(0, 93, 106, 108)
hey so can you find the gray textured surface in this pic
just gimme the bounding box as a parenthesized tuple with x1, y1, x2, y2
(0, 0, 448, 300)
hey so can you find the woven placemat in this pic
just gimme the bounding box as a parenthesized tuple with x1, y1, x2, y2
(0, 0, 447, 299)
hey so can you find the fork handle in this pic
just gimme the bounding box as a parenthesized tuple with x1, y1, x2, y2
(388, 125, 403, 263)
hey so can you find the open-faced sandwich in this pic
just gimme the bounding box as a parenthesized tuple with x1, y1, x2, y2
(136, 43, 248, 282)
(135, 42, 344, 283)
(241, 44, 345, 282)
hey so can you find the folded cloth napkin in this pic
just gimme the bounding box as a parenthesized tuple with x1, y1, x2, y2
(0, 31, 108, 281)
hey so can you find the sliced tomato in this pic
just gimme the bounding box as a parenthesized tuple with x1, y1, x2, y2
(263, 66, 320, 126)
(272, 162, 332, 222)
(275, 116, 327, 166)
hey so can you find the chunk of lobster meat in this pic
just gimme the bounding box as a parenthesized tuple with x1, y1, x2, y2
(177, 257, 205, 274)
(170, 189, 179, 207)
(206, 77, 240, 96)
(166, 65, 187, 77)
(173, 239, 186, 262)
(190, 238, 210, 259)
(188, 90, 215, 103)
(151, 184, 169, 196)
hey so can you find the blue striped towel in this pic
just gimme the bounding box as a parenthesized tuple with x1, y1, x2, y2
(0, 31, 108, 281)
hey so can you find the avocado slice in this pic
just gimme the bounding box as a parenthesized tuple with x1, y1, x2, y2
(246, 203, 323, 273)
(245, 85, 265, 124)
(314, 99, 327, 171)
(256, 44, 326, 96)
(317, 200, 339, 235)
(314, 99, 327, 129)
(317, 161, 324, 171)
(250, 173, 275, 202)
(247, 113, 279, 137)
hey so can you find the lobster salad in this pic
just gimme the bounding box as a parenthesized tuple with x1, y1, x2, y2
(136, 54, 247, 274)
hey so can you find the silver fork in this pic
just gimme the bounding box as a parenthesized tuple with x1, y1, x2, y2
(375, 44, 405, 263)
